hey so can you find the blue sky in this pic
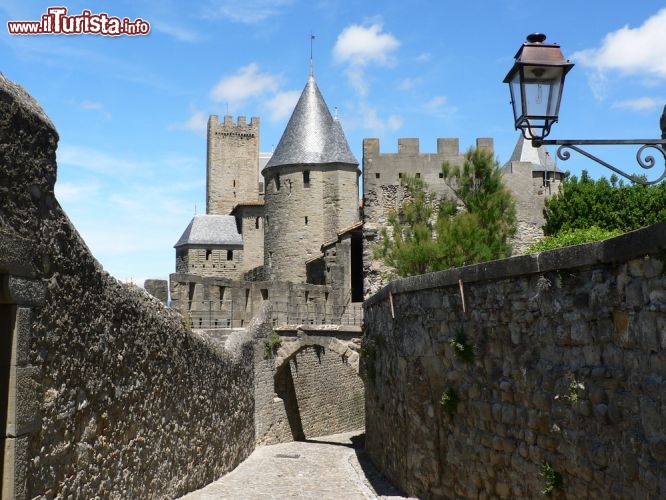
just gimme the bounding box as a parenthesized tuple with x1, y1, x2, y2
(2, 0, 665, 283)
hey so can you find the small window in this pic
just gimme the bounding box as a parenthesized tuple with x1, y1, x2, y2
(275, 174, 280, 191)
(268, 252, 273, 267)
(305, 216, 308, 225)
(375, 173, 380, 179)
(398, 172, 403, 178)
(255, 217, 260, 229)
(416, 173, 421, 178)
(233, 179, 236, 187)
(206, 249, 212, 260)
(227, 250, 233, 261)
(303, 170, 310, 185)
(439, 172, 444, 179)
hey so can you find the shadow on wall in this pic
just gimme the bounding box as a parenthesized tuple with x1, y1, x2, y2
(272, 342, 365, 441)
(275, 360, 305, 441)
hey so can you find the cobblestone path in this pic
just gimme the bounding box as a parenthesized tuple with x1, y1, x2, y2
(180, 431, 412, 500)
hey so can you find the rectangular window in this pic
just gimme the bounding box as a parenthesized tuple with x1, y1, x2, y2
(398, 172, 403, 178)
(227, 250, 233, 261)
(439, 172, 444, 178)
(416, 173, 421, 178)
(303, 170, 310, 186)
(375, 173, 380, 179)
(305, 216, 308, 225)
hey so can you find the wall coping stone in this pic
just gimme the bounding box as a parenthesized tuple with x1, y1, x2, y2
(0, 230, 37, 278)
(365, 221, 666, 307)
(0, 275, 46, 306)
(275, 324, 362, 335)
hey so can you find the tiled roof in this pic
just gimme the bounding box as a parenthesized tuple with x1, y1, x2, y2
(264, 70, 358, 171)
(174, 215, 242, 248)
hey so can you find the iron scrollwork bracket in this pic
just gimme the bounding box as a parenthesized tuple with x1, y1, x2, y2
(532, 139, 666, 185)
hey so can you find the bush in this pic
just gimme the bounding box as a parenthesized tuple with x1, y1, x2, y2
(527, 226, 623, 253)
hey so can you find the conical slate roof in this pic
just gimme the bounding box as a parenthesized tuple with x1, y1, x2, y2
(264, 70, 358, 171)
(504, 135, 560, 172)
(174, 215, 242, 248)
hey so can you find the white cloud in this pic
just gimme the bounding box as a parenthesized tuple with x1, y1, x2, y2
(359, 103, 402, 132)
(265, 90, 300, 122)
(423, 96, 448, 112)
(612, 97, 665, 111)
(152, 21, 203, 42)
(80, 100, 103, 110)
(386, 115, 403, 131)
(572, 8, 666, 79)
(210, 63, 281, 107)
(333, 22, 400, 95)
(397, 77, 421, 91)
(421, 95, 457, 119)
(79, 100, 111, 119)
(57, 145, 153, 176)
(333, 23, 400, 67)
(202, 0, 294, 23)
(54, 181, 100, 203)
(169, 110, 208, 133)
(415, 52, 431, 63)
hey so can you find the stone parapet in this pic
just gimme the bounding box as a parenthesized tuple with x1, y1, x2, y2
(363, 223, 666, 498)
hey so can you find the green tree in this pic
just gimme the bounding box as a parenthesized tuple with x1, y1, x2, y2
(375, 148, 517, 277)
(543, 171, 666, 236)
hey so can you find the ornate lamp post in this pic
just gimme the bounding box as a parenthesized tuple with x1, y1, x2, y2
(504, 33, 666, 185)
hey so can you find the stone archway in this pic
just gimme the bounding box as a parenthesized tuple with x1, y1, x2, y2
(272, 332, 364, 441)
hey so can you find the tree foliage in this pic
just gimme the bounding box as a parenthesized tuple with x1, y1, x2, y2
(543, 171, 666, 236)
(374, 148, 517, 277)
(527, 226, 623, 253)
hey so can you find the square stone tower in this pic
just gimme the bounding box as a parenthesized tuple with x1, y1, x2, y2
(206, 115, 260, 215)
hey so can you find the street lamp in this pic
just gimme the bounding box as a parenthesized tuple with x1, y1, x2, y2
(505, 33, 666, 185)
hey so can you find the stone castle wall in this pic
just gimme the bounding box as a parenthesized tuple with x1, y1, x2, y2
(170, 273, 353, 328)
(0, 75, 256, 499)
(502, 160, 563, 255)
(235, 205, 265, 272)
(361, 137, 493, 298)
(362, 223, 666, 499)
(262, 164, 359, 283)
(207, 115, 260, 215)
(176, 246, 244, 278)
(251, 315, 364, 446)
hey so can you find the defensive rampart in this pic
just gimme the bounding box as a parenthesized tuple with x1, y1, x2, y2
(363, 223, 666, 498)
(0, 75, 255, 499)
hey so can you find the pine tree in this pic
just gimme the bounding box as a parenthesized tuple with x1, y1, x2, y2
(375, 148, 517, 277)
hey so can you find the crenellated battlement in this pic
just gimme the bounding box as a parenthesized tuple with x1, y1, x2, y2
(209, 115, 260, 128)
(363, 137, 493, 158)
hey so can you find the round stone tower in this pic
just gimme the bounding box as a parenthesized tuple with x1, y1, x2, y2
(262, 69, 359, 282)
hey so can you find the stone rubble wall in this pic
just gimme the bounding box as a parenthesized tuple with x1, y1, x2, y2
(363, 223, 666, 499)
(263, 164, 359, 283)
(253, 319, 364, 446)
(206, 115, 260, 215)
(0, 74, 255, 499)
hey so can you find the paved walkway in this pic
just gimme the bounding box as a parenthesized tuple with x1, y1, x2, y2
(180, 431, 412, 500)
